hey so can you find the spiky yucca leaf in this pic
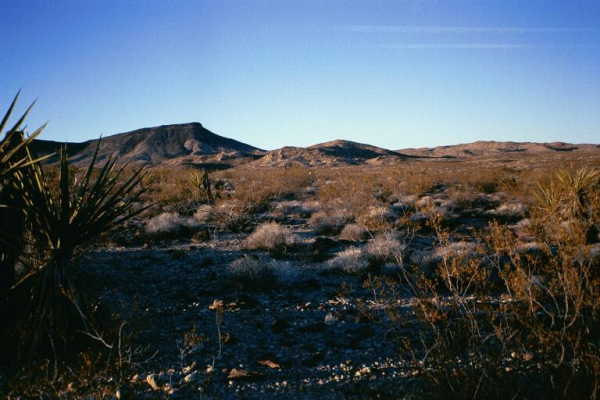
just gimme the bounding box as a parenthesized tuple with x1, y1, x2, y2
(1, 94, 50, 298)
(10, 140, 150, 362)
(18, 141, 149, 254)
(0, 92, 49, 183)
(535, 167, 599, 220)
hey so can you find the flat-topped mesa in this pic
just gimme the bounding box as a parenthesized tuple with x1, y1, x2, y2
(30, 122, 265, 168)
(27, 124, 600, 168)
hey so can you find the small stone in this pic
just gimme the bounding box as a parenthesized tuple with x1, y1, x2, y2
(258, 359, 281, 369)
(146, 374, 160, 391)
(163, 383, 176, 395)
(523, 352, 534, 361)
(228, 368, 249, 379)
(324, 312, 338, 325)
(115, 387, 132, 400)
(227, 368, 262, 380)
(182, 362, 196, 375)
(205, 365, 215, 374)
(209, 299, 224, 310)
(183, 371, 200, 383)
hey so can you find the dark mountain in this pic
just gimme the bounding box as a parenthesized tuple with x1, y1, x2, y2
(30, 122, 265, 169)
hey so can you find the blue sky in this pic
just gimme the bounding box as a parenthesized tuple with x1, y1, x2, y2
(2, 0, 599, 150)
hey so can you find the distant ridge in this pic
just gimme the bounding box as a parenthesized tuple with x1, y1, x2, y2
(31, 122, 265, 169)
(250, 139, 414, 167)
(397, 140, 600, 158)
(29, 126, 600, 169)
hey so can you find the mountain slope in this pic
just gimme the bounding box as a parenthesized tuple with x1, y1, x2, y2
(251, 139, 413, 167)
(31, 122, 265, 168)
(397, 140, 600, 158)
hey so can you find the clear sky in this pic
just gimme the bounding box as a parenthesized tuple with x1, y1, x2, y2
(2, 0, 599, 150)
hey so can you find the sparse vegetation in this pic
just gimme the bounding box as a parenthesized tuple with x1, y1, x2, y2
(244, 222, 297, 256)
(2, 97, 599, 398)
(1, 96, 149, 397)
(339, 223, 369, 241)
(145, 212, 199, 235)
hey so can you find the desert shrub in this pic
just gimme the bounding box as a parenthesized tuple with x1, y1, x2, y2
(142, 167, 198, 207)
(357, 205, 395, 231)
(206, 200, 255, 232)
(308, 211, 351, 235)
(384, 169, 600, 399)
(228, 255, 300, 290)
(328, 247, 369, 274)
(229, 256, 275, 290)
(270, 200, 319, 218)
(532, 167, 599, 245)
(145, 212, 199, 235)
(217, 166, 313, 207)
(3, 137, 147, 371)
(243, 222, 297, 255)
(339, 223, 369, 241)
(473, 180, 498, 194)
(365, 232, 405, 265)
(189, 169, 216, 204)
(487, 202, 528, 220)
(390, 198, 415, 216)
(193, 204, 214, 223)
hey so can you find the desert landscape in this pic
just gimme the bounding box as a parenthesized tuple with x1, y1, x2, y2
(2, 113, 600, 399)
(2, 1, 600, 399)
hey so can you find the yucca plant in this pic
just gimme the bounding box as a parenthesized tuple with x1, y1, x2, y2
(1, 93, 49, 297)
(190, 169, 215, 204)
(534, 167, 600, 245)
(0, 92, 48, 183)
(10, 141, 150, 363)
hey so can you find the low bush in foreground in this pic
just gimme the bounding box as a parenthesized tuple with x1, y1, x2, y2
(228, 255, 300, 290)
(386, 167, 600, 400)
(244, 222, 298, 256)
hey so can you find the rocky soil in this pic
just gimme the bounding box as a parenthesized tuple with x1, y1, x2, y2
(75, 184, 543, 399)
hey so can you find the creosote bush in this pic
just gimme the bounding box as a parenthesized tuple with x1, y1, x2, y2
(339, 223, 369, 241)
(243, 222, 297, 256)
(308, 211, 351, 235)
(228, 255, 300, 290)
(365, 232, 405, 265)
(145, 212, 199, 235)
(328, 247, 369, 274)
